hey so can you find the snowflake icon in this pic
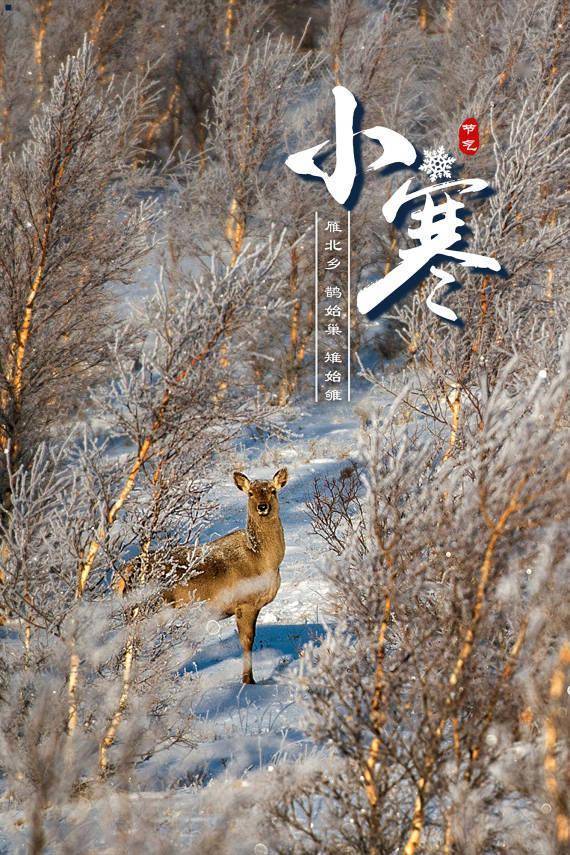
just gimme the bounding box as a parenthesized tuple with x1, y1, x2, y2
(419, 146, 456, 183)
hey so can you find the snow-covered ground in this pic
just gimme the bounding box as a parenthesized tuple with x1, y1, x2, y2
(137, 397, 368, 790)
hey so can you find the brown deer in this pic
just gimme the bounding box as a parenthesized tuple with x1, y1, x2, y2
(116, 468, 288, 684)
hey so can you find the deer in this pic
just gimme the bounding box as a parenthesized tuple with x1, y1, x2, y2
(115, 468, 288, 684)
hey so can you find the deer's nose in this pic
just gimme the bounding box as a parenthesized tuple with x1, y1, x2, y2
(257, 503, 269, 513)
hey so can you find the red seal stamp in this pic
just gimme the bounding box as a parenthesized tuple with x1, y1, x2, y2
(459, 117, 479, 155)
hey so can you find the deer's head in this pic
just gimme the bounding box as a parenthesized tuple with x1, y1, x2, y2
(233, 468, 288, 518)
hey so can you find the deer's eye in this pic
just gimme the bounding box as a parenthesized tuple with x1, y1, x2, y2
(270, 488, 276, 495)
(248, 491, 253, 497)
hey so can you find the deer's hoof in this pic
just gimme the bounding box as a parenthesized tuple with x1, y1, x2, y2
(242, 674, 256, 685)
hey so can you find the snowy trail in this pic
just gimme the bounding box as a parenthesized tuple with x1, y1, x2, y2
(138, 398, 371, 789)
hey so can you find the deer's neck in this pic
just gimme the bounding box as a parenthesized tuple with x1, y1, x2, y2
(245, 510, 285, 567)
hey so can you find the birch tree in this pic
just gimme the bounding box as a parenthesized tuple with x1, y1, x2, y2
(0, 40, 159, 514)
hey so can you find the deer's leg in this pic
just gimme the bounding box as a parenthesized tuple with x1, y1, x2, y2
(235, 603, 259, 684)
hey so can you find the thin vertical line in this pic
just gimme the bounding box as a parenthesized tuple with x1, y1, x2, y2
(347, 209, 351, 402)
(314, 210, 318, 403)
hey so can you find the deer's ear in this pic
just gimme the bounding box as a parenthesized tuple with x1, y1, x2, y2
(233, 472, 251, 493)
(272, 468, 288, 491)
